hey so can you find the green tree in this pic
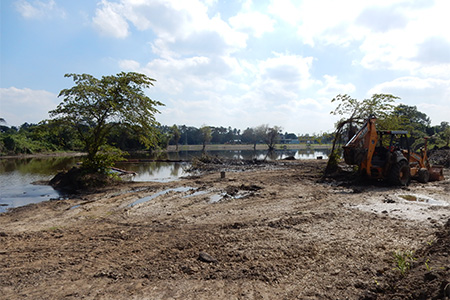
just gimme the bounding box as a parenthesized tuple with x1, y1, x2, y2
(255, 124, 282, 151)
(50, 72, 164, 173)
(170, 125, 181, 151)
(241, 127, 259, 150)
(437, 122, 450, 147)
(200, 125, 212, 153)
(391, 105, 431, 150)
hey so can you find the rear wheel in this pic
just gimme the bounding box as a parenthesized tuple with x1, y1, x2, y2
(389, 160, 411, 186)
(418, 168, 430, 183)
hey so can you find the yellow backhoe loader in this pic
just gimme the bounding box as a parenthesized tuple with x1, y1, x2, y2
(343, 115, 444, 185)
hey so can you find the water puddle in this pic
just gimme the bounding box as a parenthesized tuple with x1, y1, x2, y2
(210, 193, 226, 203)
(397, 194, 448, 206)
(128, 186, 193, 207)
(209, 191, 252, 203)
(110, 187, 149, 198)
(183, 190, 209, 198)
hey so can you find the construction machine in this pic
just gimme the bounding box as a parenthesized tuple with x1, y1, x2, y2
(343, 115, 444, 185)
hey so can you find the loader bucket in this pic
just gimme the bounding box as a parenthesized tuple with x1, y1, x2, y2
(429, 165, 445, 181)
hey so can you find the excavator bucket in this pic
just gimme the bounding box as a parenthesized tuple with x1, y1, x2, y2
(429, 165, 445, 181)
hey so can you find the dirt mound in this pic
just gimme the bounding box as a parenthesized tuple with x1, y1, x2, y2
(366, 220, 450, 299)
(429, 148, 450, 168)
(49, 167, 119, 194)
(187, 154, 278, 173)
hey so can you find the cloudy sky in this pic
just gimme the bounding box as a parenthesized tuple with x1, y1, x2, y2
(1, 0, 449, 134)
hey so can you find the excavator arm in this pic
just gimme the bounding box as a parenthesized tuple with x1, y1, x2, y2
(343, 116, 378, 176)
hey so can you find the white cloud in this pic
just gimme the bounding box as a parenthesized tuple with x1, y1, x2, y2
(268, 0, 300, 25)
(229, 11, 275, 37)
(0, 87, 58, 127)
(92, 0, 129, 38)
(92, 0, 247, 56)
(14, 0, 66, 19)
(268, 0, 450, 79)
(357, 1, 450, 76)
(258, 53, 316, 89)
(118, 51, 326, 132)
(318, 75, 355, 96)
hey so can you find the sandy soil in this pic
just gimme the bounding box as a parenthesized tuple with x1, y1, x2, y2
(1, 160, 449, 299)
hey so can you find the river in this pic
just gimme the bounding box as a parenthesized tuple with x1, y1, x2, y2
(0, 148, 329, 212)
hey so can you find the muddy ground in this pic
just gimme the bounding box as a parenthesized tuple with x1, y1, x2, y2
(1, 160, 449, 299)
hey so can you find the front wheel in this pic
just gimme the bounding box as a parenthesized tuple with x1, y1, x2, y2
(389, 160, 411, 186)
(418, 168, 430, 183)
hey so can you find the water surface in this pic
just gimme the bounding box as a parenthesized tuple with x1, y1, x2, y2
(0, 148, 329, 212)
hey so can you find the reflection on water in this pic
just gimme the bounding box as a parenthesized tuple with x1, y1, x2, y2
(0, 148, 329, 211)
(115, 161, 188, 182)
(0, 173, 62, 213)
(170, 149, 329, 161)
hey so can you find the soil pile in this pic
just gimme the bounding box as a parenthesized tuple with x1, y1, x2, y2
(49, 167, 120, 194)
(429, 148, 450, 168)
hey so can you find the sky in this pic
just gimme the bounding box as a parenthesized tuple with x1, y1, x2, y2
(1, 0, 449, 135)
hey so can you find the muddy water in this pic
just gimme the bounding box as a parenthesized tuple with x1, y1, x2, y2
(0, 148, 329, 212)
(128, 187, 193, 207)
(0, 156, 79, 213)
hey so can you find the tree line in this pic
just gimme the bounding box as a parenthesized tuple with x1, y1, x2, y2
(2, 106, 448, 158)
(0, 121, 303, 155)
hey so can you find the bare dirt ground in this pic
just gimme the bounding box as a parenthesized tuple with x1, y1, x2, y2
(1, 160, 449, 299)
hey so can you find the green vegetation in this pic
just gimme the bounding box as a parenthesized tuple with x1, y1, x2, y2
(393, 250, 417, 276)
(49, 72, 164, 173)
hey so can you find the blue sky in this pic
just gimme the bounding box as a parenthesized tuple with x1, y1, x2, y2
(1, 0, 449, 135)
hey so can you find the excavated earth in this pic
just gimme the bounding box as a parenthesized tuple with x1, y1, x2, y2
(0, 159, 449, 299)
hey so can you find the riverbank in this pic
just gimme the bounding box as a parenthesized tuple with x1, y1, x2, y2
(0, 151, 86, 159)
(1, 159, 449, 299)
(166, 143, 331, 152)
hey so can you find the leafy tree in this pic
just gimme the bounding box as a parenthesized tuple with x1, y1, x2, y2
(50, 72, 164, 172)
(106, 122, 145, 151)
(255, 124, 282, 151)
(211, 126, 227, 144)
(170, 125, 181, 151)
(436, 122, 450, 147)
(199, 125, 212, 152)
(391, 105, 431, 150)
(241, 127, 259, 149)
(265, 126, 282, 151)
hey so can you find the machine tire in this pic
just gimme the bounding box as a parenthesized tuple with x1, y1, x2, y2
(389, 160, 411, 186)
(418, 168, 430, 183)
